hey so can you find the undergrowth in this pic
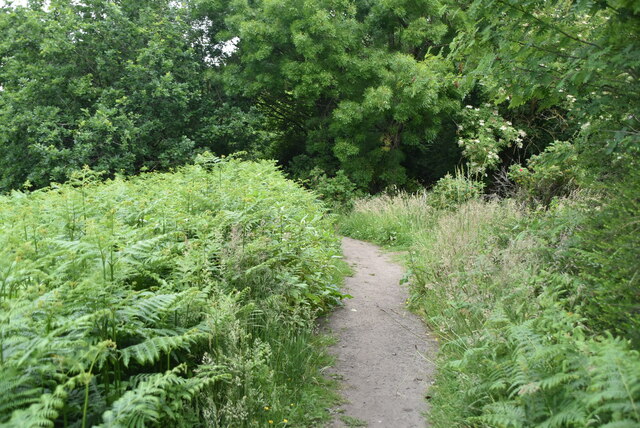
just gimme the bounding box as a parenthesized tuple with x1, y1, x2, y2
(340, 188, 640, 427)
(0, 154, 347, 427)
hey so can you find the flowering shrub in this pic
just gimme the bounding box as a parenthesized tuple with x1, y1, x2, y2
(456, 105, 526, 176)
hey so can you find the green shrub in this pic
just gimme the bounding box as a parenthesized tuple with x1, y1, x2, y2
(509, 140, 587, 206)
(0, 156, 345, 427)
(306, 168, 361, 211)
(562, 170, 640, 346)
(428, 173, 484, 210)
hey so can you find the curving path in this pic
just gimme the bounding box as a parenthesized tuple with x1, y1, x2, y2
(325, 237, 437, 427)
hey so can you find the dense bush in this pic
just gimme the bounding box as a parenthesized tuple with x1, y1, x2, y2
(508, 141, 586, 206)
(428, 173, 484, 211)
(561, 171, 640, 347)
(0, 156, 346, 427)
(0, 1, 263, 192)
(305, 168, 361, 212)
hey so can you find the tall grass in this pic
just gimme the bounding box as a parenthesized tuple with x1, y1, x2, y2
(340, 191, 640, 427)
(339, 190, 435, 247)
(0, 155, 346, 427)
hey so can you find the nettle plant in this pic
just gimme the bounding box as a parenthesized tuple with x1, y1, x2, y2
(456, 105, 525, 177)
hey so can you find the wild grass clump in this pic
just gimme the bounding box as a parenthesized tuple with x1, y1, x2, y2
(0, 154, 346, 427)
(339, 190, 436, 247)
(340, 188, 640, 427)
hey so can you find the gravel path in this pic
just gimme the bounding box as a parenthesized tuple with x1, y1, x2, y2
(325, 237, 437, 427)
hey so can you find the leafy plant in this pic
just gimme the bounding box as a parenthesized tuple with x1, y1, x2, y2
(455, 104, 525, 177)
(306, 168, 361, 211)
(509, 140, 586, 206)
(0, 158, 346, 426)
(428, 172, 484, 210)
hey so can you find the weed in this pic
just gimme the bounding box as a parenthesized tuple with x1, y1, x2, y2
(340, 415, 368, 427)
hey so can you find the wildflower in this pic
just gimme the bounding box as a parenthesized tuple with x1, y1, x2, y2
(465, 105, 473, 109)
(269, 421, 273, 424)
(283, 419, 289, 423)
(264, 406, 270, 411)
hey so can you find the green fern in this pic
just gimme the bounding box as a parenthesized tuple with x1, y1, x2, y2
(0, 160, 344, 426)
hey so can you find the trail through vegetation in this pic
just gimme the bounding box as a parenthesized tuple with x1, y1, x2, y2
(0, 0, 638, 426)
(341, 192, 640, 427)
(325, 238, 436, 427)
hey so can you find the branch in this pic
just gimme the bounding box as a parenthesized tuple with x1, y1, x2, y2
(495, 0, 603, 49)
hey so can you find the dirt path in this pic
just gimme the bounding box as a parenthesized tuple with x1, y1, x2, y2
(325, 237, 436, 427)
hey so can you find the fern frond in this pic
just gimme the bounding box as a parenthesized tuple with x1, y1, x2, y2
(473, 401, 526, 427)
(120, 331, 203, 367)
(0, 385, 67, 428)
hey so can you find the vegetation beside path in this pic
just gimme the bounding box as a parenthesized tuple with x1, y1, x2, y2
(340, 177, 640, 427)
(0, 155, 347, 427)
(1, 1, 638, 426)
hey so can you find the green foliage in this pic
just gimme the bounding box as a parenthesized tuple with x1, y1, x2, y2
(339, 191, 436, 247)
(452, 0, 639, 176)
(221, 0, 462, 190)
(508, 140, 586, 205)
(306, 168, 361, 212)
(455, 104, 525, 177)
(340, 191, 640, 427)
(428, 172, 484, 210)
(0, 1, 262, 191)
(0, 157, 345, 426)
(560, 169, 640, 346)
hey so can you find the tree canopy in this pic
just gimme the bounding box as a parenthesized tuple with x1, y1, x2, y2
(0, 0, 637, 191)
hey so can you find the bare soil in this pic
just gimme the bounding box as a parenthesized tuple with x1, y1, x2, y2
(324, 238, 437, 427)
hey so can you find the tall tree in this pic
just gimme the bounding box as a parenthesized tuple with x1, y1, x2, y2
(219, 0, 462, 190)
(450, 0, 640, 166)
(0, 0, 261, 191)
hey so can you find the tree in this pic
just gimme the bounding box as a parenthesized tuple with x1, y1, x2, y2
(220, 0, 462, 190)
(450, 0, 640, 168)
(0, 0, 261, 191)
